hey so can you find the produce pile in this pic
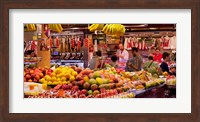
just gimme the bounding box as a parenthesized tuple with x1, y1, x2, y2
(24, 66, 166, 98)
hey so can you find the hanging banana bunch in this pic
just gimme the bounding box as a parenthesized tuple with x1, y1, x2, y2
(88, 24, 104, 32)
(102, 24, 126, 36)
(26, 24, 36, 31)
(48, 24, 63, 33)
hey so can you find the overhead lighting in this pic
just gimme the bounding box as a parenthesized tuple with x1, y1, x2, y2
(149, 28, 157, 30)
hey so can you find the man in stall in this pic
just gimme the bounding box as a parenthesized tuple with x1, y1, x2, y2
(116, 43, 129, 62)
(125, 47, 143, 72)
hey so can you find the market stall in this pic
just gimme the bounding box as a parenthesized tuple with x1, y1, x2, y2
(24, 24, 176, 98)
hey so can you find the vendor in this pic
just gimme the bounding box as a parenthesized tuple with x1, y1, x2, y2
(153, 48, 162, 63)
(116, 43, 129, 62)
(125, 47, 143, 72)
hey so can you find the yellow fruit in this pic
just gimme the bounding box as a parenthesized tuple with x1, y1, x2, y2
(69, 76, 75, 82)
(52, 77, 56, 81)
(72, 71, 78, 77)
(62, 81, 67, 85)
(50, 73, 56, 77)
(65, 73, 70, 79)
(61, 77, 67, 81)
(96, 77, 103, 85)
(42, 84, 47, 90)
(54, 82, 59, 85)
(43, 81, 47, 84)
(83, 76, 89, 82)
(58, 81, 62, 85)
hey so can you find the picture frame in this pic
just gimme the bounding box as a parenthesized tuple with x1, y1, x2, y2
(0, 0, 200, 122)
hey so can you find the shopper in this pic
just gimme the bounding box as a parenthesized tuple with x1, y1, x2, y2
(116, 43, 129, 62)
(89, 50, 104, 70)
(110, 55, 119, 68)
(153, 48, 162, 63)
(143, 55, 159, 75)
(160, 52, 170, 73)
(169, 64, 176, 76)
(125, 47, 143, 72)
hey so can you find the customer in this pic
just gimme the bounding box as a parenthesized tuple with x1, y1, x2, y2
(125, 47, 143, 72)
(110, 55, 119, 68)
(160, 52, 170, 73)
(116, 43, 129, 62)
(143, 55, 159, 75)
(169, 64, 176, 76)
(89, 50, 104, 70)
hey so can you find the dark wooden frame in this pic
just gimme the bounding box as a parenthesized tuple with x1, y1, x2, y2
(0, 0, 200, 122)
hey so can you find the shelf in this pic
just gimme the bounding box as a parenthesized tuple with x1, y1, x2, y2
(107, 43, 119, 45)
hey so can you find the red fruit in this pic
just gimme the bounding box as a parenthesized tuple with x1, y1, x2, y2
(72, 81, 76, 86)
(62, 84, 69, 90)
(95, 94, 101, 98)
(100, 88, 106, 93)
(25, 74, 31, 80)
(54, 85, 62, 90)
(80, 80, 85, 85)
(72, 86, 79, 91)
(24, 77, 27, 82)
(31, 74, 35, 80)
(79, 94, 86, 98)
(81, 89, 87, 95)
(68, 83, 73, 89)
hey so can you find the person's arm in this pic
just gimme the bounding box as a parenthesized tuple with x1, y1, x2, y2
(123, 51, 129, 60)
(125, 60, 130, 71)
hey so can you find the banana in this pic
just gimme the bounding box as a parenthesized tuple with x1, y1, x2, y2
(90, 24, 99, 32)
(32, 24, 36, 30)
(55, 24, 61, 32)
(88, 24, 96, 30)
(26, 24, 31, 30)
(102, 24, 108, 32)
(30, 24, 34, 30)
(57, 24, 63, 32)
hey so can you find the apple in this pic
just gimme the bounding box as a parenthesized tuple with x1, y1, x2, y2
(68, 83, 73, 89)
(72, 81, 76, 86)
(31, 74, 35, 80)
(79, 94, 86, 98)
(95, 94, 101, 98)
(81, 89, 87, 95)
(25, 74, 31, 80)
(72, 86, 79, 91)
(62, 84, 69, 90)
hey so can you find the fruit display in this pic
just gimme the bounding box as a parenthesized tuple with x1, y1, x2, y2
(166, 76, 176, 85)
(48, 24, 63, 33)
(26, 24, 36, 31)
(24, 67, 53, 83)
(24, 65, 174, 98)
